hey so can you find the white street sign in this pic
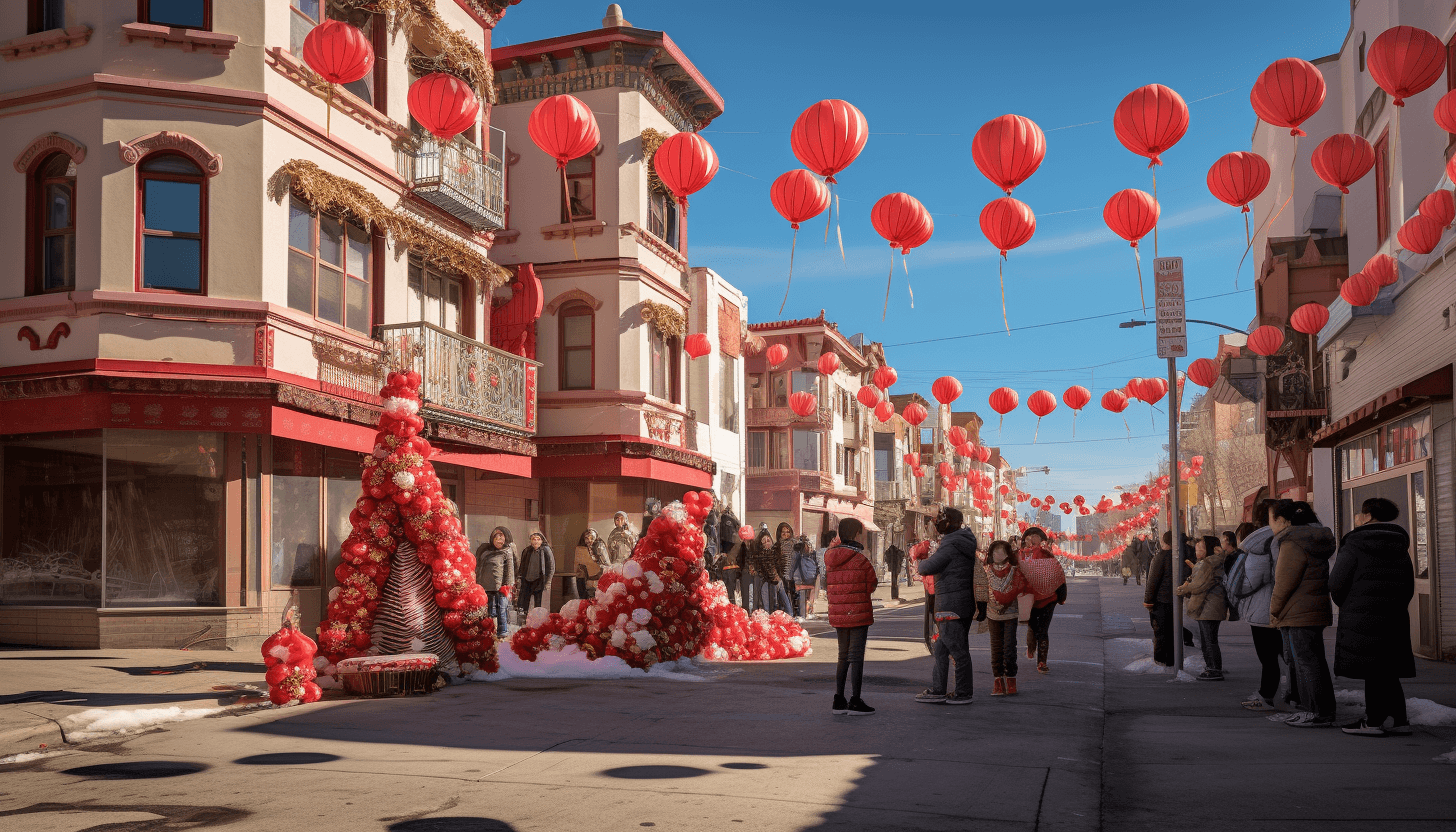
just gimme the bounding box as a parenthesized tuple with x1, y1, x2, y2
(1154, 256, 1187, 358)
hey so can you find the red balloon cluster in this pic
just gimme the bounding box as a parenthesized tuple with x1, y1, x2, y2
(319, 371, 500, 675)
(262, 621, 321, 706)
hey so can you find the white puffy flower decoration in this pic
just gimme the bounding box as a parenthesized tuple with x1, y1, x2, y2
(383, 397, 420, 417)
(622, 561, 644, 580)
(610, 628, 628, 648)
(559, 600, 583, 620)
(526, 607, 551, 629)
(630, 607, 652, 625)
(631, 630, 657, 650)
(606, 581, 627, 597)
(393, 471, 416, 490)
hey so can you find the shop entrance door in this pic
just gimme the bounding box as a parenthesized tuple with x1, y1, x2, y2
(1346, 462, 1438, 657)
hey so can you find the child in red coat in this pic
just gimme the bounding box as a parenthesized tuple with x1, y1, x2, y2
(824, 518, 878, 715)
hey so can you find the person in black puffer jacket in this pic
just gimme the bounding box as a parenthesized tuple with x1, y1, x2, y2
(1330, 497, 1416, 736)
(914, 506, 987, 705)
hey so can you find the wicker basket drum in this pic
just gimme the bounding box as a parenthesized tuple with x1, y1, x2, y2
(336, 653, 441, 697)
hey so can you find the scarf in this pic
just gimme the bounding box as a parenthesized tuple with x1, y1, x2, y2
(987, 562, 1016, 595)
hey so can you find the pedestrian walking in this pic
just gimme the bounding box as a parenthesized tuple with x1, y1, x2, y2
(1136, 534, 1154, 584)
(774, 523, 802, 616)
(1330, 497, 1416, 737)
(1124, 533, 1153, 585)
(474, 527, 517, 638)
(984, 539, 1028, 695)
(1227, 516, 1284, 711)
(809, 533, 829, 617)
(914, 507, 983, 705)
(790, 531, 830, 621)
(573, 528, 609, 601)
(1268, 500, 1338, 728)
(825, 518, 877, 715)
(516, 531, 555, 613)
(1176, 534, 1228, 680)
(607, 511, 637, 565)
(1019, 527, 1067, 674)
(886, 544, 904, 599)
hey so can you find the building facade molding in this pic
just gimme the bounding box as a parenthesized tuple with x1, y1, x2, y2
(118, 130, 222, 176)
(544, 288, 603, 315)
(120, 22, 239, 56)
(13, 131, 87, 173)
(0, 26, 93, 61)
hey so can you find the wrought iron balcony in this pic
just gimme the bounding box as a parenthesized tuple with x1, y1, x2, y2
(397, 131, 505, 231)
(376, 322, 537, 436)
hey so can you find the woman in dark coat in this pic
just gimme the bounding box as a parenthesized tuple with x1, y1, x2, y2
(1329, 497, 1415, 736)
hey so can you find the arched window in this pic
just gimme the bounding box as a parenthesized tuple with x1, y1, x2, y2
(30, 152, 76, 293)
(559, 301, 594, 390)
(138, 153, 206, 293)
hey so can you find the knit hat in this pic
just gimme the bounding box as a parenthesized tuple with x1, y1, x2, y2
(1022, 526, 1047, 542)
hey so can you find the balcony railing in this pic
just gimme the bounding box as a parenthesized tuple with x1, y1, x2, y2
(376, 322, 537, 435)
(397, 132, 505, 231)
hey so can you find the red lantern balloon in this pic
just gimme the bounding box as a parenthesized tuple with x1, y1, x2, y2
(1367, 26, 1446, 107)
(980, 197, 1036, 256)
(1104, 189, 1160, 248)
(1290, 303, 1330, 335)
(790, 100, 868, 183)
(1113, 84, 1190, 168)
(1140, 377, 1168, 405)
(902, 402, 929, 427)
(1250, 58, 1327, 136)
(1062, 385, 1091, 411)
(788, 390, 818, 417)
(771, 170, 830, 229)
(1027, 390, 1056, 418)
(654, 132, 718, 207)
(684, 333, 711, 359)
(409, 72, 481, 142)
(1397, 214, 1443, 254)
(1436, 90, 1456, 133)
(874, 400, 895, 423)
(1186, 357, 1219, 388)
(955, 442, 974, 458)
(1341, 273, 1380, 306)
(971, 114, 1046, 195)
(1419, 190, 1455, 229)
(912, 466, 925, 478)
(903, 452, 920, 468)
(1101, 389, 1129, 413)
(1207, 152, 1271, 212)
(1247, 325, 1285, 356)
(932, 376, 963, 407)
(938, 462, 954, 479)
(947, 426, 968, 447)
(856, 386, 881, 408)
(873, 365, 898, 391)
(1363, 253, 1399, 287)
(766, 344, 789, 368)
(302, 20, 374, 84)
(974, 446, 991, 464)
(871, 193, 930, 250)
(817, 352, 840, 375)
(989, 387, 1018, 416)
(527, 94, 598, 167)
(1311, 134, 1374, 194)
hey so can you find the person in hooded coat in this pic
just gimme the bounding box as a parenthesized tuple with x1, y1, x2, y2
(824, 517, 877, 715)
(573, 528, 609, 601)
(1176, 534, 1228, 680)
(914, 507, 985, 705)
(516, 531, 555, 613)
(1330, 497, 1416, 736)
(1268, 500, 1338, 728)
(1228, 512, 1284, 711)
(474, 526, 517, 638)
(607, 511, 637, 565)
(717, 506, 749, 608)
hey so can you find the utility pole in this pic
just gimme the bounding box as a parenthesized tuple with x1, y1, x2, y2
(1154, 256, 1187, 674)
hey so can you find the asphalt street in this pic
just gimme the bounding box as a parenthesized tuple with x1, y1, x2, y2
(2, 578, 1454, 832)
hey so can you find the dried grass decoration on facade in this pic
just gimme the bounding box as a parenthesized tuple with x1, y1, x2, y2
(271, 160, 509, 294)
(639, 300, 686, 340)
(337, 0, 493, 100)
(317, 370, 500, 680)
(510, 491, 812, 668)
(641, 127, 669, 195)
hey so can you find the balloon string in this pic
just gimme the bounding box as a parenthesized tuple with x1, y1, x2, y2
(562, 167, 580, 261)
(1239, 212, 1251, 290)
(1072, 410, 1078, 438)
(998, 256, 1010, 334)
(1034, 417, 1041, 444)
(1239, 135, 1298, 284)
(1151, 168, 1159, 259)
(836, 192, 846, 263)
(825, 182, 833, 244)
(1134, 247, 1146, 313)
(904, 253, 914, 309)
(1124, 416, 1130, 438)
(882, 248, 894, 320)
(779, 227, 797, 315)
(325, 84, 333, 136)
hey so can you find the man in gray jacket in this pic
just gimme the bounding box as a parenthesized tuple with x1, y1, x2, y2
(914, 507, 986, 705)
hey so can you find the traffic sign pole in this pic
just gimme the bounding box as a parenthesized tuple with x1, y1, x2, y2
(1155, 257, 1186, 674)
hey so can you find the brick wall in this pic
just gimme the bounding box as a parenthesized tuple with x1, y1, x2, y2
(0, 607, 100, 648)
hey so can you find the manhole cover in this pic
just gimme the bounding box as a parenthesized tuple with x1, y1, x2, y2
(388, 818, 514, 831)
(720, 762, 767, 770)
(601, 765, 711, 779)
(235, 752, 340, 765)
(62, 761, 207, 779)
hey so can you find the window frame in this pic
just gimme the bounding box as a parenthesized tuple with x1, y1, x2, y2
(561, 153, 596, 223)
(287, 196, 374, 333)
(136, 151, 207, 295)
(719, 353, 738, 431)
(138, 0, 212, 30)
(28, 0, 65, 33)
(647, 188, 681, 250)
(558, 301, 595, 391)
(1374, 128, 1390, 245)
(26, 151, 77, 296)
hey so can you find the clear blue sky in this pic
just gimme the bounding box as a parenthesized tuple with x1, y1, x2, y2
(496, 0, 1351, 503)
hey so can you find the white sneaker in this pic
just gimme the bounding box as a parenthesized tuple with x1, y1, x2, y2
(1266, 711, 1304, 723)
(794, 616, 804, 623)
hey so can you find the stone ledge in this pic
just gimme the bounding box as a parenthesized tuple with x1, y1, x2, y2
(121, 22, 238, 56)
(0, 25, 92, 61)
(541, 220, 608, 240)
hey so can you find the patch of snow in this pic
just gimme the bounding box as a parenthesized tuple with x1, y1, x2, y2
(0, 750, 53, 765)
(1110, 637, 1205, 674)
(62, 706, 224, 741)
(1436, 746, 1456, 763)
(1334, 689, 1456, 726)
(464, 644, 707, 683)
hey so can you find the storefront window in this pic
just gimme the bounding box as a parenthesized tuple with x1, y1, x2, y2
(1384, 411, 1432, 468)
(793, 428, 819, 471)
(272, 437, 322, 588)
(1412, 470, 1429, 579)
(1339, 433, 1379, 480)
(323, 449, 360, 594)
(0, 433, 104, 606)
(105, 430, 224, 607)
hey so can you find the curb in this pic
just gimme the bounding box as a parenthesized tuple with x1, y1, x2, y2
(0, 720, 64, 759)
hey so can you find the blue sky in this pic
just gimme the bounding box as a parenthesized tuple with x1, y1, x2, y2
(496, 1, 1352, 502)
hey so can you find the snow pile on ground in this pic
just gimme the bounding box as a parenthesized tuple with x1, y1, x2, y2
(62, 706, 224, 741)
(0, 750, 53, 765)
(467, 644, 707, 683)
(1110, 638, 1206, 675)
(1437, 747, 1456, 763)
(1334, 689, 1456, 726)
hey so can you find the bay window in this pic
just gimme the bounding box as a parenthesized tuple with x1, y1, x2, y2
(289, 196, 373, 333)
